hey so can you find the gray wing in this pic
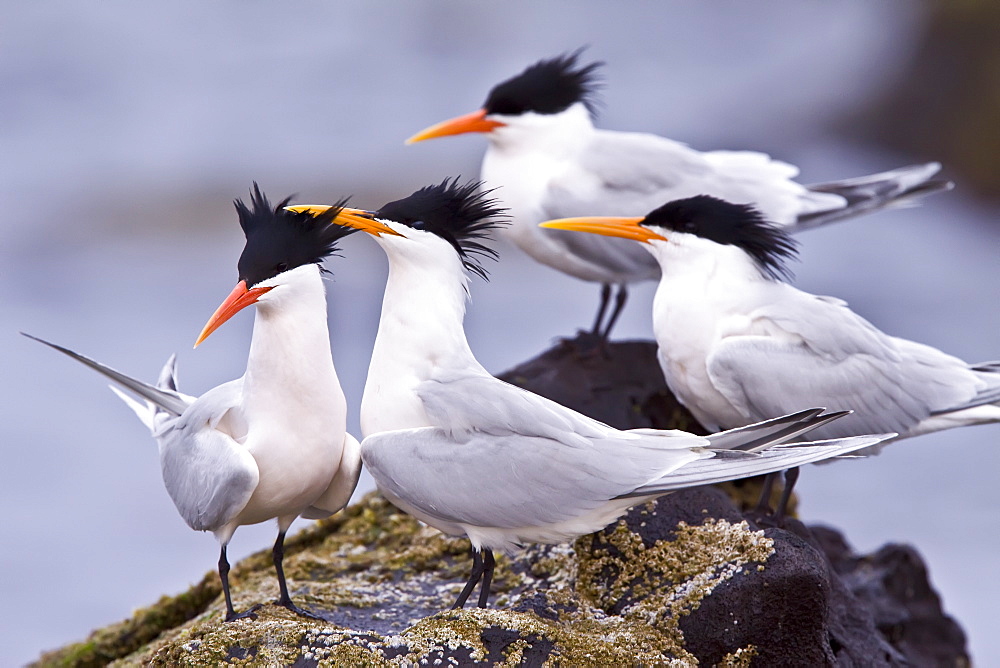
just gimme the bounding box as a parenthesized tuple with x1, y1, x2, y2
(537, 132, 708, 277)
(795, 162, 951, 232)
(362, 426, 704, 529)
(156, 381, 258, 532)
(542, 130, 830, 229)
(25, 332, 258, 531)
(417, 369, 638, 447)
(707, 295, 979, 438)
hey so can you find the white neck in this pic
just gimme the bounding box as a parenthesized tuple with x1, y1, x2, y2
(650, 236, 773, 288)
(242, 265, 345, 425)
(361, 240, 483, 436)
(487, 102, 594, 156)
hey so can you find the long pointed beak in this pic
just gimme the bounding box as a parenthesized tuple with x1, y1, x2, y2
(195, 281, 273, 348)
(405, 109, 505, 144)
(284, 205, 404, 237)
(539, 216, 668, 243)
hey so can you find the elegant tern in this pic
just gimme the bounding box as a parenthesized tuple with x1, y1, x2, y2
(25, 186, 397, 621)
(542, 195, 1000, 512)
(407, 51, 951, 338)
(292, 180, 894, 608)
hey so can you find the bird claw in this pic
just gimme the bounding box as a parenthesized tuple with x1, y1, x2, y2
(276, 598, 323, 621)
(224, 603, 262, 622)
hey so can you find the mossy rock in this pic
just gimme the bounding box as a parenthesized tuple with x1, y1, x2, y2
(33, 488, 968, 667)
(35, 490, 777, 667)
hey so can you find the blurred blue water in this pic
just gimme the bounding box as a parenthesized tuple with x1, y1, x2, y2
(3, 2, 998, 665)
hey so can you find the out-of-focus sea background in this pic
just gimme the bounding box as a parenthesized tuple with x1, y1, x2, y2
(3, 2, 999, 665)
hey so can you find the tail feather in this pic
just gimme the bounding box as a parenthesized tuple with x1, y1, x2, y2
(22, 333, 190, 417)
(929, 361, 1000, 414)
(619, 434, 896, 498)
(109, 386, 157, 429)
(793, 162, 953, 232)
(703, 408, 851, 452)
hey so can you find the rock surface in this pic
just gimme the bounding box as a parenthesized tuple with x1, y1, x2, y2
(33, 336, 969, 666)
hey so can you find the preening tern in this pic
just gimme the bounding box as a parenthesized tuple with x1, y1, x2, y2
(407, 51, 951, 338)
(292, 180, 894, 608)
(25, 186, 398, 621)
(542, 196, 1000, 511)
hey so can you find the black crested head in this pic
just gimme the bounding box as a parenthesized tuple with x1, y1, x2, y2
(375, 178, 508, 280)
(643, 195, 798, 281)
(484, 49, 603, 118)
(235, 183, 357, 287)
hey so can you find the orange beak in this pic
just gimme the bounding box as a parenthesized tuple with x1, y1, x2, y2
(194, 281, 273, 348)
(405, 109, 506, 144)
(539, 216, 668, 243)
(283, 205, 404, 237)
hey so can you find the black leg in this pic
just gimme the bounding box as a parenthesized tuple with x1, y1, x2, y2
(590, 284, 612, 335)
(754, 473, 777, 514)
(600, 284, 628, 340)
(774, 467, 801, 524)
(452, 548, 485, 609)
(219, 546, 260, 622)
(477, 550, 496, 608)
(273, 530, 321, 620)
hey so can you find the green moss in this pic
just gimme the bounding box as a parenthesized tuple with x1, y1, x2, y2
(576, 512, 775, 662)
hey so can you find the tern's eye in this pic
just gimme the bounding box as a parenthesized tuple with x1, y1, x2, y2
(681, 220, 698, 233)
(276, 262, 289, 273)
(409, 219, 426, 230)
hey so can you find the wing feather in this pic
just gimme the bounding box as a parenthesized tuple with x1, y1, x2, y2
(156, 385, 258, 532)
(707, 295, 981, 438)
(362, 426, 703, 529)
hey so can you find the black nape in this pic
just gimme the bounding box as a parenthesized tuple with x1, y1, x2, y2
(484, 50, 603, 118)
(644, 195, 798, 281)
(375, 178, 508, 280)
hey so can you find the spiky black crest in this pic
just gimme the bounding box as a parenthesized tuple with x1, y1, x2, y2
(375, 178, 508, 280)
(235, 183, 357, 287)
(643, 195, 798, 281)
(484, 49, 603, 118)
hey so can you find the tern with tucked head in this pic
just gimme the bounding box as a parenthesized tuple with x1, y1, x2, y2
(292, 180, 894, 609)
(543, 196, 1000, 512)
(407, 51, 951, 338)
(25, 185, 398, 621)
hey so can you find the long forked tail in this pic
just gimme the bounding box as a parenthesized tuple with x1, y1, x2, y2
(792, 162, 953, 233)
(627, 407, 852, 453)
(619, 433, 895, 498)
(704, 408, 851, 452)
(22, 333, 190, 427)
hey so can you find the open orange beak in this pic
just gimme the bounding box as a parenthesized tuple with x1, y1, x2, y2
(405, 109, 506, 144)
(195, 281, 273, 347)
(539, 216, 668, 243)
(283, 205, 404, 237)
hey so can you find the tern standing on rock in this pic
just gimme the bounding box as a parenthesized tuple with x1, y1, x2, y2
(25, 186, 399, 621)
(542, 195, 1000, 514)
(407, 51, 951, 338)
(292, 180, 894, 609)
